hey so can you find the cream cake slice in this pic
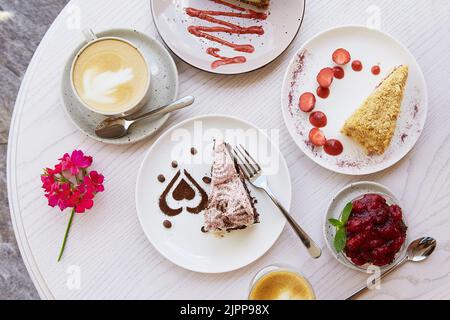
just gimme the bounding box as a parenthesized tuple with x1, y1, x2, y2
(203, 141, 259, 233)
(341, 65, 409, 155)
(238, 0, 270, 9)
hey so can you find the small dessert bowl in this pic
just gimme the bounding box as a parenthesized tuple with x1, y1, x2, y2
(248, 265, 316, 300)
(323, 182, 408, 273)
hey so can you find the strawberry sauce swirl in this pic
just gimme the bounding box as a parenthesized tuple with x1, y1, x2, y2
(185, 0, 267, 69)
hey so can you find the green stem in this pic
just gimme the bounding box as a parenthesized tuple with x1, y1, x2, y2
(57, 208, 75, 262)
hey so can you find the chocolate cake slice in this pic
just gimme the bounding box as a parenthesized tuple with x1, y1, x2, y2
(203, 141, 259, 233)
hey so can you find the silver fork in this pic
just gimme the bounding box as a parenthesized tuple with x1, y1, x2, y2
(228, 144, 322, 259)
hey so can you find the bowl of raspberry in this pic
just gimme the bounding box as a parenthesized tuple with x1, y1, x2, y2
(324, 182, 408, 272)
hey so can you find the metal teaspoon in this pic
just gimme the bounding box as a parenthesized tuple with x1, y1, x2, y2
(95, 96, 195, 139)
(346, 237, 437, 300)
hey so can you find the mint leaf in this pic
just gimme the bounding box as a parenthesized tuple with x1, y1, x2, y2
(328, 218, 343, 228)
(334, 228, 347, 253)
(340, 202, 353, 225)
(329, 202, 353, 253)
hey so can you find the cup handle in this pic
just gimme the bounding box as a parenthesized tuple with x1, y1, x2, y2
(82, 28, 97, 42)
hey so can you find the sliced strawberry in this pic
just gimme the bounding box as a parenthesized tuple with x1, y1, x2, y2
(316, 68, 334, 88)
(299, 92, 316, 112)
(352, 60, 363, 72)
(316, 86, 330, 99)
(324, 139, 344, 156)
(332, 48, 351, 65)
(309, 128, 326, 147)
(333, 66, 345, 79)
(309, 111, 328, 128)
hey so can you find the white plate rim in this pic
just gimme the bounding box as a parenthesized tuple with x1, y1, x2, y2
(60, 28, 179, 145)
(135, 114, 291, 273)
(281, 24, 429, 175)
(322, 181, 408, 273)
(150, 0, 307, 75)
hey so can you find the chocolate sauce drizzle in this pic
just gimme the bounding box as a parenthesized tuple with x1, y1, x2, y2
(163, 220, 172, 229)
(202, 176, 212, 184)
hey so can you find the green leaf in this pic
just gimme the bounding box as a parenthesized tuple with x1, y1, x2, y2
(328, 218, 343, 228)
(334, 228, 347, 253)
(340, 202, 353, 225)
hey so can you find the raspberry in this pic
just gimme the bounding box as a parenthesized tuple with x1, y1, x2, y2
(390, 205, 403, 222)
(377, 223, 399, 240)
(346, 218, 364, 233)
(374, 207, 389, 224)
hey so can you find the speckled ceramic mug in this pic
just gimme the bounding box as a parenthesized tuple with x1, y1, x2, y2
(70, 29, 151, 117)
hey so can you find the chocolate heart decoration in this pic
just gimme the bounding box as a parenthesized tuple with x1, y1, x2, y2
(159, 170, 208, 217)
(172, 179, 196, 201)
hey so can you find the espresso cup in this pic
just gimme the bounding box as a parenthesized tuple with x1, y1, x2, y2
(70, 29, 151, 116)
(248, 265, 316, 300)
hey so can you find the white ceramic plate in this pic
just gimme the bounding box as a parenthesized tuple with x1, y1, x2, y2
(61, 29, 178, 145)
(136, 115, 290, 273)
(281, 26, 428, 175)
(323, 182, 408, 273)
(151, 0, 305, 74)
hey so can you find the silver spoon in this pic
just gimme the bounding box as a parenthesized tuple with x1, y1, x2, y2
(346, 237, 437, 300)
(95, 96, 195, 139)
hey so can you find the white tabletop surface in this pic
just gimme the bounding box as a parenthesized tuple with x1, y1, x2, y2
(7, 0, 450, 300)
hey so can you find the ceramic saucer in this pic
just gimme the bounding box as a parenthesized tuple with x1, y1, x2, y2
(60, 28, 178, 145)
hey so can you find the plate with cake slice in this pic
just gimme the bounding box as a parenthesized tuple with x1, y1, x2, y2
(281, 25, 428, 175)
(135, 115, 290, 273)
(151, 0, 306, 74)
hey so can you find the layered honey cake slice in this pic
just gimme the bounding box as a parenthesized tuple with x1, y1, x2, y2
(203, 141, 259, 233)
(238, 0, 270, 9)
(341, 65, 409, 155)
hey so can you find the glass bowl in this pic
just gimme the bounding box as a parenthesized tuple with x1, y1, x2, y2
(248, 265, 316, 300)
(323, 182, 408, 273)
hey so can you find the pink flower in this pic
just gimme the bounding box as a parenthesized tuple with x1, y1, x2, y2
(85, 171, 105, 193)
(46, 163, 62, 175)
(45, 182, 72, 211)
(41, 175, 55, 192)
(60, 150, 93, 175)
(68, 188, 94, 213)
(41, 149, 104, 261)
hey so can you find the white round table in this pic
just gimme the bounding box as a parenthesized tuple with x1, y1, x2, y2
(8, 0, 450, 299)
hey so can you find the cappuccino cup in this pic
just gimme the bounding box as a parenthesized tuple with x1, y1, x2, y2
(248, 265, 316, 300)
(70, 29, 151, 116)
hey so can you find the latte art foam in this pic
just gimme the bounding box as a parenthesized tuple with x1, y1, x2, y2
(82, 67, 134, 104)
(72, 39, 149, 113)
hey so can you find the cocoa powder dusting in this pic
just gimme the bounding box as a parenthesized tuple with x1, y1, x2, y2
(288, 51, 307, 116)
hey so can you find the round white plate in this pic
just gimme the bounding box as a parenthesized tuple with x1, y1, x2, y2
(281, 25, 428, 175)
(151, 0, 305, 74)
(136, 115, 290, 273)
(323, 182, 408, 273)
(61, 29, 178, 145)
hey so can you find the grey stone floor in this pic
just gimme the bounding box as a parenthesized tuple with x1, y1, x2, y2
(0, 0, 69, 300)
